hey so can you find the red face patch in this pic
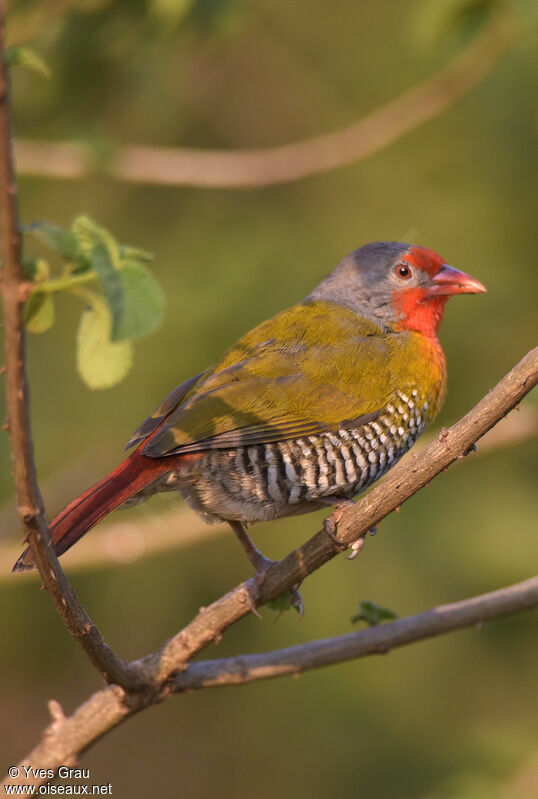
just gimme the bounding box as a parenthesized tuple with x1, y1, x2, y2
(390, 246, 450, 337)
(393, 286, 449, 339)
(402, 246, 445, 278)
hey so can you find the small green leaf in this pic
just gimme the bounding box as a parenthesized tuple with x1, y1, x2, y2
(24, 292, 55, 334)
(90, 242, 124, 337)
(71, 215, 122, 270)
(268, 589, 302, 615)
(351, 601, 398, 627)
(26, 221, 81, 261)
(5, 45, 51, 78)
(23, 258, 50, 283)
(114, 261, 165, 340)
(77, 292, 133, 390)
(119, 244, 154, 263)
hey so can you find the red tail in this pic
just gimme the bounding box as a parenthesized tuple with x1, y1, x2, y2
(13, 451, 172, 572)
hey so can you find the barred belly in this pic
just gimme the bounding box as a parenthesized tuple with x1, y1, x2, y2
(175, 390, 429, 524)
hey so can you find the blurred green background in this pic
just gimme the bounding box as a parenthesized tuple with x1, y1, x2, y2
(1, 1, 536, 797)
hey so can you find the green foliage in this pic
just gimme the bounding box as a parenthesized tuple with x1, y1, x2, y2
(351, 600, 399, 626)
(22, 215, 165, 389)
(23, 292, 55, 334)
(90, 242, 125, 336)
(267, 588, 303, 616)
(115, 261, 166, 340)
(23, 257, 50, 283)
(27, 221, 85, 265)
(5, 45, 50, 78)
(76, 291, 134, 390)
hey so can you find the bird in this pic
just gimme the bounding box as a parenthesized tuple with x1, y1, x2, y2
(13, 241, 486, 576)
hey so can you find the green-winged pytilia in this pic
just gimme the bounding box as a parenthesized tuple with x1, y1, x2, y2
(14, 242, 486, 576)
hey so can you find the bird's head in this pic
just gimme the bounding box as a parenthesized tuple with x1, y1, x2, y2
(310, 241, 486, 338)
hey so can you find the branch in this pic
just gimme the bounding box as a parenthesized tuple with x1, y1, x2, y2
(136, 346, 537, 686)
(172, 578, 538, 691)
(1, 344, 535, 789)
(0, 3, 143, 692)
(6, 344, 533, 793)
(4, 579, 535, 795)
(13, 11, 514, 188)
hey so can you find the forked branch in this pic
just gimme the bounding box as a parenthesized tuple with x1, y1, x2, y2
(1, 347, 536, 795)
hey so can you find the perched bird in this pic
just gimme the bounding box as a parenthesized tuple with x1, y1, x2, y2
(14, 241, 485, 575)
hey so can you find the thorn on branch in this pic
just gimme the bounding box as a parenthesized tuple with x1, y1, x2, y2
(438, 427, 449, 443)
(47, 698, 66, 727)
(17, 280, 33, 302)
(21, 507, 36, 524)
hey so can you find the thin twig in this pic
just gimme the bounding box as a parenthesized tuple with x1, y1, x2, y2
(171, 578, 538, 691)
(13, 11, 514, 188)
(0, 3, 143, 691)
(3, 578, 535, 795)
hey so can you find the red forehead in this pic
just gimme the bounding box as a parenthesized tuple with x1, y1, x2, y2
(403, 245, 445, 277)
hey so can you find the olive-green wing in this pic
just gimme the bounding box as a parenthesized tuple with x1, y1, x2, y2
(125, 370, 208, 450)
(136, 301, 406, 458)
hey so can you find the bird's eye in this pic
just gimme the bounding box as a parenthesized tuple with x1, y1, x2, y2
(394, 263, 413, 281)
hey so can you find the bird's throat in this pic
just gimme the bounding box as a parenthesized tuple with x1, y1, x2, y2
(394, 288, 449, 339)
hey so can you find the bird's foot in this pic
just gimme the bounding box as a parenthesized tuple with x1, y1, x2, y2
(322, 498, 355, 553)
(346, 525, 377, 560)
(226, 520, 304, 619)
(244, 553, 279, 618)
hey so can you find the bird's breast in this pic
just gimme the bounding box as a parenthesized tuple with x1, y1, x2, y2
(173, 385, 433, 524)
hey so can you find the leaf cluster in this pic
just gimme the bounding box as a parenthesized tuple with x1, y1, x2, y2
(22, 216, 165, 389)
(351, 600, 399, 627)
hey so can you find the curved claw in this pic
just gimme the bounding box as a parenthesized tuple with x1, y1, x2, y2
(346, 526, 377, 560)
(346, 539, 365, 560)
(246, 556, 280, 618)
